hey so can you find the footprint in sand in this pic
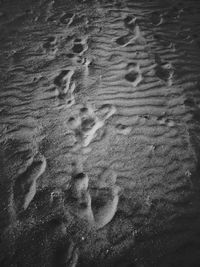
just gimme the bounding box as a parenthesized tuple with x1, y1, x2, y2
(72, 37, 88, 55)
(115, 25, 145, 47)
(93, 185, 120, 229)
(60, 12, 74, 26)
(154, 54, 174, 85)
(124, 15, 137, 31)
(68, 103, 116, 148)
(68, 168, 120, 230)
(54, 70, 74, 91)
(115, 34, 132, 47)
(13, 153, 47, 213)
(125, 62, 142, 87)
(150, 11, 164, 26)
(53, 69, 76, 106)
(43, 36, 57, 54)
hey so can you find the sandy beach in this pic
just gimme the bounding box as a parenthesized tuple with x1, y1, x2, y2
(0, 0, 200, 266)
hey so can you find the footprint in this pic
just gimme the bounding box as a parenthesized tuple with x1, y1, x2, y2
(43, 36, 56, 49)
(155, 65, 173, 82)
(13, 153, 47, 212)
(54, 69, 75, 95)
(72, 43, 84, 54)
(81, 117, 96, 132)
(82, 104, 116, 147)
(54, 70, 72, 87)
(124, 15, 137, 31)
(93, 185, 120, 230)
(68, 171, 94, 224)
(115, 25, 145, 47)
(155, 63, 174, 85)
(68, 104, 116, 148)
(60, 12, 74, 25)
(154, 55, 174, 85)
(72, 37, 88, 55)
(70, 14, 86, 27)
(151, 11, 164, 26)
(115, 34, 132, 46)
(125, 63, 142, 87)
(43, 36, 57, 54)
(68, 170, 120, 229)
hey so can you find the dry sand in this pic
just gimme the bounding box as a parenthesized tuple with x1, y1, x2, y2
(1, 0, 200, 266)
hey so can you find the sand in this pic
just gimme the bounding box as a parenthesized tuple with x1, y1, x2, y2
(1, 0, 200, 266)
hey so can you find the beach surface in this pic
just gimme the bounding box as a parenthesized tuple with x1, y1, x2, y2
(1, 0, 200, 266)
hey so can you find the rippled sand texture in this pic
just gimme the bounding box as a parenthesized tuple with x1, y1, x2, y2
(1, 0, 200, 266)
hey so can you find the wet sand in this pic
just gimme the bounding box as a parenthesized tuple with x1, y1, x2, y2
(1, 0, 200, 266)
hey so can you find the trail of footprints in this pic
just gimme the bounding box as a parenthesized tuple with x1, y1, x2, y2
(42, 32, 89, 106)
(42, 11, 174, 109)
(10, 0, 177, 237)
(113, 14, 174, 86)
(12, 104, 119, 228)
(12, 149, 120, 230)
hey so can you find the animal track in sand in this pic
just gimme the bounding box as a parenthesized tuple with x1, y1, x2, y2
(72, 37, 88, 55)
(115, 24, 146, 47)
(155, 64, 174, 84)
(125, 62, 142, 87)
(115, 34, 132, 46)
(53, 69, 76, 105)
(154, 54, 174, 85)
(150, 11, 164, 26)
(54, 70, 73, 88)
(43, 36, 57, 54)
(67, 103, 116, 148)
(124, 15, 137, 31)
(68, 168, 120, 229)
(60, 12, 74, 25)
(93, 185, 120, 229)
(13, 153, 47, 212)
